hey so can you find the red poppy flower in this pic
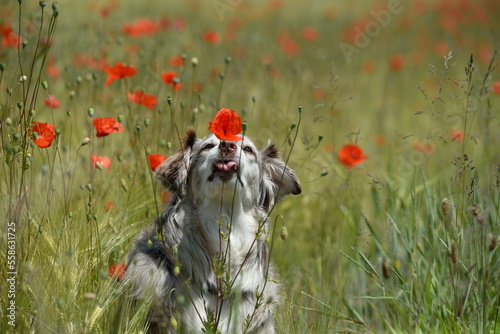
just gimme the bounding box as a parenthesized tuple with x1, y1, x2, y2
(449, 129, 464, 141)
(169, 55, 185, 67)
(91, 154, 112, 169)
(1, 24, 22, 48)
(92, 117, 124, 138)
(208, 108, 243, 142)
(302, 27, 318, 41)
(73, 54, 107, 70)
(31, 121, 57, 148)
(389, 54, 404, 71)
(203, 31, 221, 44)
(413, 141, 435, 154)
(338, 144, 368, 169)
(148, 154, 167, 171)
(161, 71, 182, 90)
(46, 63, 60, 79)
(122, 18, 160, 37)
(108, 263, 127, 281)
(104, 62, 137, 86)
(278, 33, 299, 57)
(44, 95, 60, 108)
(127, 90, 158, 110)
(492, 82, 500, 95)
(104, 200, 114, 211)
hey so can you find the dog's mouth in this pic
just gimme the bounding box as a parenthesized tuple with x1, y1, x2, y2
(209, 159, 239, 183)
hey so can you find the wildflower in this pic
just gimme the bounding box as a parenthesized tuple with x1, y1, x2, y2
(46, 63, 60, 79)
(169, 55, 185, 67)
(31, 121, 57, 148)
(104, 200, 114, 212)
(104, 62, 136, 86)
(492, 81, 500, 95)
(203, 31, 221, 44)
(148, 154, 167, 171)
(92, 117, 124, 138)
(389, 54, 404, 71)
(208, 108, 243, 141)
(44, 95, 60, 108)
(161, 71, 182, 90)
(361, 61, 375, 74)
(413, 141, 435, 153)
(122, 18, 160, 37)
(278, 33, 299, 57)
(108, 263, 127, 281)
(91, 154, 111, 169)
(338, 144, 368, 169)
(449, 129, 464, 141)
(127, 90, 158, 110)
(1, 23, 22, 48)
(301, 27, 318, 41)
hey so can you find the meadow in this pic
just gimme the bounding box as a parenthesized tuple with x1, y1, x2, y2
(1, 0, 500, 333)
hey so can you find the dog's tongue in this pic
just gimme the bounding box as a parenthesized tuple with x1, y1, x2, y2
(216, 161, 237, 171)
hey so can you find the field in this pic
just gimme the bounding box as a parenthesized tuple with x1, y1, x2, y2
(1, 0, 500, 333)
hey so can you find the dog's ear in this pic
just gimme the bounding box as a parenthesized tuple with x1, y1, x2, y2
(155, 128, 198, 194)
(259, 143, 302, 210)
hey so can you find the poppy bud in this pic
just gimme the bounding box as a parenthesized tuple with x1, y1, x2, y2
(42, 81, 48, 90)
(29, 109, 36, 117)
(87, 108, 94, 117)
(298, 105, 303, 114)
(318, 135, 324, 142)
(86, 183, 92, 191)
(19, 75, 28, 83)
(76, 76, 83, 84)
(280, 226, 288, 240)
(117, 114, 123, 123)
(39, 1, 46, 8)
(6, 117, 12, 126)
(81, 137, 91, 146)
(219, 72, 225, 79)
(52, 2, 59, 11)
(170, 317, 178, 330)
(55, 127, 61, 135)
(191, 57, 199, 66)
(147, 239, 153, 247)
(17, 102, 23, 110)
(0, 63, 5, 71)
(321, 170, 328, 176)
(22, 40, 28, 48)
(225, 56, 232, 64)
(242, 122, 248, 133)
(144, 118, 150, 128)
(167, 96, 172, 106)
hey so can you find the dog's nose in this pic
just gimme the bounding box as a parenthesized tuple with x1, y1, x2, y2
(220, 141, 237, 155)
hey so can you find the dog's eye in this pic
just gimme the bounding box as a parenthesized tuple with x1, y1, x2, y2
(243, 146, 254, 154)
(203, 143, 215, 150)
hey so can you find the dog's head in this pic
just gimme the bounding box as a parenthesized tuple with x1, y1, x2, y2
(155, 129, 301, 210)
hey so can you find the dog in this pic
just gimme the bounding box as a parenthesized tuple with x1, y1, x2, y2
(124, 128, 301, 333)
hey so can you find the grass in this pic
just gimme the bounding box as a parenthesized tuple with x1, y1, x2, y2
(1, 0, 500, 333)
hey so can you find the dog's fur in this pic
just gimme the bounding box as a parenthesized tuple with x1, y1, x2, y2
(124, 129, 301, 333)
